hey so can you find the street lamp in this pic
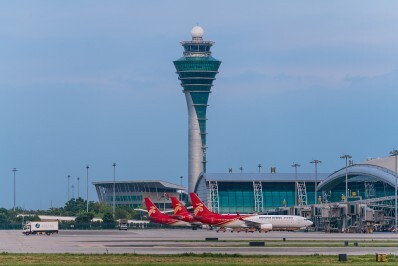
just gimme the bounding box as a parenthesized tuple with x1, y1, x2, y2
(390, 150, 398, 234)
(12, 168, 17, 211)
(112, 163, 116, 219)
(72, 185, 75, 199)
(86, 165, 90, 212)
(67, 175, 70, 201)
(339, 154, 352, 203)
(258, 164, 262, 173)
(77, 177, 80, 198)
(291, 163, 300, 206)
(180, 176, 183, 202)
(310, 160, 321, 204)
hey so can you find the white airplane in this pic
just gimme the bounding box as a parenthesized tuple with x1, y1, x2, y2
(240, 214, 313, 231)
(191, 193, 313, 232)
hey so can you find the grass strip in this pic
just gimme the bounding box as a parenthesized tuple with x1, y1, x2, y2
(0, 253, 397, 265)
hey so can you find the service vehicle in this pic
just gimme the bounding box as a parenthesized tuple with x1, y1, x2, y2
(118, 219, 128, 230)
(22, 221, 59, 235)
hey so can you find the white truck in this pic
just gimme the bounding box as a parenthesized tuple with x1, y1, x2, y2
(22, 221, 59, 235)
(118, 219, 128, 230)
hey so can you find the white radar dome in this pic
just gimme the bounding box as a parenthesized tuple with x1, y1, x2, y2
(191, 26, 204, 38)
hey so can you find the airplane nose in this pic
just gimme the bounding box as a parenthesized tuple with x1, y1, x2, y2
(307, 220, 313, 227)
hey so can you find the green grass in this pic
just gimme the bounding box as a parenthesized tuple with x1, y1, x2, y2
(173, 239, 398, 248)
(0, 253, 397, 265)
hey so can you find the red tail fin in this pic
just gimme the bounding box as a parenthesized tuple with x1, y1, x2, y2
(170, 196, 189, 215)
(189, 193, 213, 216)
(144, 197, 162, 218)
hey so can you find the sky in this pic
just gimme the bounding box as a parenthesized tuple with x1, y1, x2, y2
(1, 1, 398, 210)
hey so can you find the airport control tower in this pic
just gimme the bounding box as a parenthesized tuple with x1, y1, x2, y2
(174, 26, 221, 193)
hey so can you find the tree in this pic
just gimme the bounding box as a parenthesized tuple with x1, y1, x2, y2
(90, 201, 111, 215)
(64, 198, 87, 215)
(102, 212, 115, 224)
(75, 212, 94, 224)
(0, 213, 9, 224)
(115, 208, 130, 220)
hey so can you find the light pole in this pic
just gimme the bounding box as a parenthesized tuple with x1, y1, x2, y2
(12, 168, 17, 211)
(390, 150, 398, 234)
(77, 177, 80, 198)
(86, 165, 89, 212)
(291, 163, 300, 206)
(112, 163, 116, 219)
(72, 185, 75, 199)
(258, 164, 262, 173)
(67, 175, 70, 201)
(310, 160, 321, 204)
(180, 176, 183, 202)
(340, 154, 352, 203)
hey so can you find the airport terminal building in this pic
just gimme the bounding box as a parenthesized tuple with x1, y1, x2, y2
(195, 172, 329, 213)
(93, 180, 184, 209)
(194, 157, 396, 214)
(93, 156, 397, 214)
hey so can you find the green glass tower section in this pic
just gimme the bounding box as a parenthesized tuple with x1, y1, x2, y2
(173, 26, 221, 193)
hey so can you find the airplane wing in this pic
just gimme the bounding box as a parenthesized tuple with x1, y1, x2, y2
(237, 215, 273, 231)
(134, 208, 148, 213)
(239, 218, 262, 228)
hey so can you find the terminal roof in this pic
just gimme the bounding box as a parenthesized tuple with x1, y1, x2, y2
(202, 173, 330, 182)
(92, 180, 184, 190)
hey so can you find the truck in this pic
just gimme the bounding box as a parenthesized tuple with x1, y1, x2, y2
(22, 221, 59, 235)
(118, 219, 128, 230)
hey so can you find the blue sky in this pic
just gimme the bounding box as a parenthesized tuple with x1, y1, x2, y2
(1, 1, 398, 209)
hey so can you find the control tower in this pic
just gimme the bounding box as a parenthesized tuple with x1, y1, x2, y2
(174, 26, 221, 193)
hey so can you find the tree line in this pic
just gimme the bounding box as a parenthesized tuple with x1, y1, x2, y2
(0, 197, 144, 225)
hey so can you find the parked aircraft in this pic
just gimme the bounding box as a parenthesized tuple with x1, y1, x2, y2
(144, 197, 191, 227)
(167, 195, 202, 227)
(190, 192, 313, 232)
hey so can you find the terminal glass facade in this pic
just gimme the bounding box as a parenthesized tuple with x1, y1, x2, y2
(197, 170, 398, 214)
(211, 180, 395, 213)
(94, 181, 184, 209)
(216, 182, 317, 213)
(324, 180, 394, 203)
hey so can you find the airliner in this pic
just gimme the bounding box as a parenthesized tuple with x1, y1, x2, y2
(144, 197, 191, 227)
(190, 192, 313, 232)
(167, 194, 202, 228)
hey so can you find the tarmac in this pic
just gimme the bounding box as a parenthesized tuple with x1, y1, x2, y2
(1, 229, 398, 255)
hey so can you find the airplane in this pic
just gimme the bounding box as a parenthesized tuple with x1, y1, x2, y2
(190, 192, 313, 232)
(167, 194, 203, 228)
(144, 197, 191, 227)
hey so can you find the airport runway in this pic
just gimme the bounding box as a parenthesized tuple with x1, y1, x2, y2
(1, 229, 398, 255)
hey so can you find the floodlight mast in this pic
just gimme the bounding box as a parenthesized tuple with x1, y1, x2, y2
(86, 165, 90, 212)
(339, 154, 352, 203)
(291, 163, 300, 206)
(112, 163, 117, 219)
(310, 160, 321, 204)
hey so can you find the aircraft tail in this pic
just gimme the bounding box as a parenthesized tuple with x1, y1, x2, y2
(189, 192, 214, 216)
(144, 197, 162, 218)
(170, 196, 189, 215)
